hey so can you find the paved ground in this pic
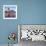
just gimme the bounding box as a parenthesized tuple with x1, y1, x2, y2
(0, 44, 18, 46)
(0, 40, 46, 46)
(19, 39, 46, 46)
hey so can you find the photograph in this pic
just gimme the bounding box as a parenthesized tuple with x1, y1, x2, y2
(3, 5, 17, 19)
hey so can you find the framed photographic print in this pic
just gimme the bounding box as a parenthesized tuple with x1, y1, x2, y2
(3, 5, 17, 19)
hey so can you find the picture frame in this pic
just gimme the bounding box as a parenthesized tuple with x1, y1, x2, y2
(18, 24, 46, 42)
(3, 5, 17, 19)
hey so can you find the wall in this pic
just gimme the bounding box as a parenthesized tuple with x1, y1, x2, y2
(0, 0, 22, 44)
(20, 0, 46, 24)
(0, 0, 46, 44)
